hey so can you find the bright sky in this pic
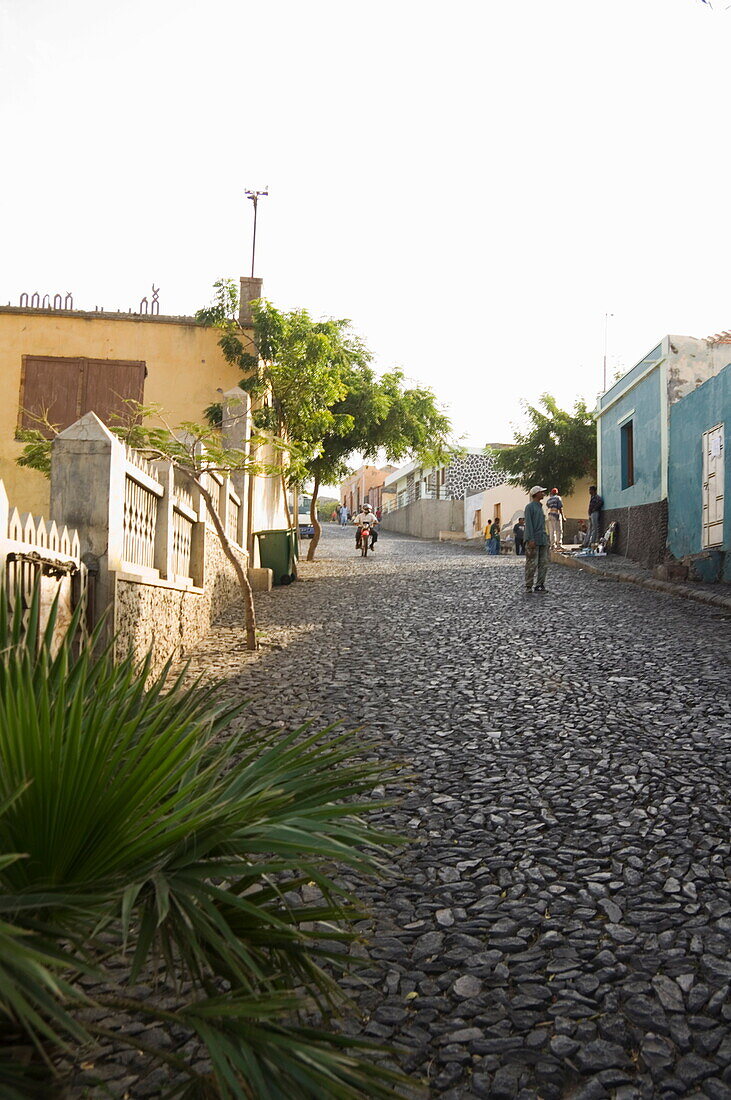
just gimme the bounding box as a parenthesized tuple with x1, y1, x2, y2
(2, 0, 730, 447)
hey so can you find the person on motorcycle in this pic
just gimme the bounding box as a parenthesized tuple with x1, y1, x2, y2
(353, 504, 378, 551)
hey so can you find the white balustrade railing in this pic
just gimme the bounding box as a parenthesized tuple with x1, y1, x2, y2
(122, 461, 164, 571)
(171, 503, 194, 579)
(387, 487, 453, 512)
(226, 485, 241, 544)
(204, 470, 223, 520)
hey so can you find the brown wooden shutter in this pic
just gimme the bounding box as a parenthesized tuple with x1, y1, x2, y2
(18, 355, 147, 437)
(82, 358, 145, 425)
(18, 356, 83, 435)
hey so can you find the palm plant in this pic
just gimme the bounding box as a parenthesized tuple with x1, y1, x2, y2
(0, 589, 413, 1098)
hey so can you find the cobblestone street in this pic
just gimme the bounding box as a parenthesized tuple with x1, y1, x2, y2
(190, 525, 731, 1100)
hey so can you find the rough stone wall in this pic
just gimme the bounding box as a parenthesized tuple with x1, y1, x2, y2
(603, 499, 668, 568)
(114, 534, 247, 678)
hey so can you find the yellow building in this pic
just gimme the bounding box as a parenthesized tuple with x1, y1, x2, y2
(465, 477, 594, 543)
(0, 284, 260, 516)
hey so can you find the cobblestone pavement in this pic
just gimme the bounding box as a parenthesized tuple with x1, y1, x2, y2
(188, 525, 731, 1100)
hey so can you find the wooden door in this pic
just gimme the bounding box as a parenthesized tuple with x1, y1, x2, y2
(702, 424, 724, 548)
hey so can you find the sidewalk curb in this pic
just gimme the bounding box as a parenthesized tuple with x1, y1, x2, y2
(554, 552, 731, 613)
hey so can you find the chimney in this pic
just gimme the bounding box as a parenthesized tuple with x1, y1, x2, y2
(239, 276, 263, 327)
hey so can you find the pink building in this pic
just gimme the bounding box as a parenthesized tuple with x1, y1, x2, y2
(340, 465, 397, 516)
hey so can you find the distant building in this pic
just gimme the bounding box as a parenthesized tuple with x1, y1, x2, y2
(380, 449, 504, 540)
(340, 465, 396, 515)
(464, 477, 593, 546)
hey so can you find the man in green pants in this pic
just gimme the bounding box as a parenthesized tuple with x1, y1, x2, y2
(524, 485, 549, 593)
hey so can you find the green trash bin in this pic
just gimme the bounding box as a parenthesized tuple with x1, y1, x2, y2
(255, 529, 297, 586)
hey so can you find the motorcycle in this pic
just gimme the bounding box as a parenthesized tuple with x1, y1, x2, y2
(357, 522, 373, 556)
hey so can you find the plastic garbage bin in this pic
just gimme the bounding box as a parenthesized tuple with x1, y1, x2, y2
(255, 529, 297, 586)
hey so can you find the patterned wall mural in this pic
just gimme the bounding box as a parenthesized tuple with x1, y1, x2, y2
(444, 452, 504, 500)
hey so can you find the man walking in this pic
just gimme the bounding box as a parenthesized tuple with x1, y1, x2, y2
(546, 488, 564, 550)
(524, 486, 549, 593)
(588, 485, 603, 546)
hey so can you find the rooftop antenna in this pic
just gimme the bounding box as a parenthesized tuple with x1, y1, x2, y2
(245, 188, 268, 277)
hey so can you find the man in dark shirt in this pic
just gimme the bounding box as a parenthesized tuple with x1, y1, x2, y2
(588, 486, 603, 546)
(513, 517, 525, 555)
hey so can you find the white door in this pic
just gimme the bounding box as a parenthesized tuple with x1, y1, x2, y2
(702, 423, 724, 548)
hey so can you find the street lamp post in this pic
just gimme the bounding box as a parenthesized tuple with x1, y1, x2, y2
(245, 188, 268, 277)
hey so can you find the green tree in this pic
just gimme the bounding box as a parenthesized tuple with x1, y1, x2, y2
(305, 366, 453, 560)
(197, 281, 454, 562)
(315, 496, 340, 521)
(197, 281, 366, 529)
(492, 393, 596, 494)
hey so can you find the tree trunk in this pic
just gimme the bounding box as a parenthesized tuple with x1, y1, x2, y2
(195, 478, 258, 651)
(307, 476, 322, 561)
(278, 470, 298, 578)
(292, 481, 300, 560)
(280, 469, 293, 527)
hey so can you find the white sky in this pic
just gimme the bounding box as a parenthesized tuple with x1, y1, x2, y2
(2, 0, 730, 447)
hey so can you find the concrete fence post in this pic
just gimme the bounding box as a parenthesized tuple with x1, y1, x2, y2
(153, 460, 175, 579)
(50, 411, 126, 622)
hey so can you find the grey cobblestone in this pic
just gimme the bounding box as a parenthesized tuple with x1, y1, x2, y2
(68, 526, 731, 1095)
(194, 525, 731, 1098)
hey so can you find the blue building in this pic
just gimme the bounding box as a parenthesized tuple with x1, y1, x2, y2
(596, 333, 730, 570)
(668, 362, 729, 581)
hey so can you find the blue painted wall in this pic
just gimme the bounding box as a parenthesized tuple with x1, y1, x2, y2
(599, 368, 663, 511)
(668, 364, 731, 578)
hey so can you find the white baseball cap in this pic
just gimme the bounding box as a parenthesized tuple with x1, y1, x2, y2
(529, 485, 548, 497)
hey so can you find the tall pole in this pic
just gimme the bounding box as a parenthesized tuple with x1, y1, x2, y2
(245, 188, 268, 277)
(603, 312, 613, 393)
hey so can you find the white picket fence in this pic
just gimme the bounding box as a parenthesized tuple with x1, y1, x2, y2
(0, 481, 87, 648)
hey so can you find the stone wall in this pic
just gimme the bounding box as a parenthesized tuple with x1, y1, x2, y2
(603, 499, 668, 568)
(114, 534, 247, 678)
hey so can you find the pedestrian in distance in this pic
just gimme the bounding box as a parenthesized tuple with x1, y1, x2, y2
(483, 520, 492, 554)
(513, 516, 525, 555)
(524, 486, 549, 593)
(588, 485, 603, 546)
(489, 517, 501, 555)
(546, 487, 564, 550)
(339, 504, 348, 527)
